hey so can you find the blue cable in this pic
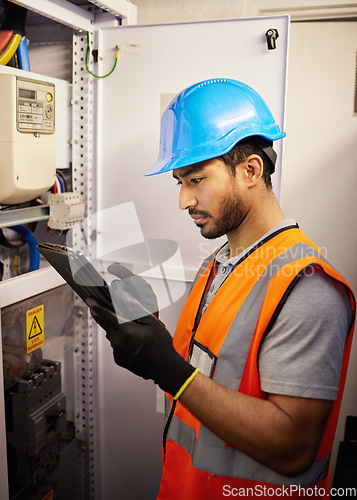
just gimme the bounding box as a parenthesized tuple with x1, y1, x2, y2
(56, 173, 65, 193)
(17, 36, 30, 71)
(9, 225, 39, 272)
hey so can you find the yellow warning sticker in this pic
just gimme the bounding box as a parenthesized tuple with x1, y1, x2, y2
(26, 305, 44, 353)
(42, 490, 53, 500)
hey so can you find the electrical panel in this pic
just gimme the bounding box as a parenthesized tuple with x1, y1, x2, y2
(1, 285, 79, 499)
(0, 74, 56, 204)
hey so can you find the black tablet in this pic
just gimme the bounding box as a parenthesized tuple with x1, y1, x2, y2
(37, 242, 114, 311)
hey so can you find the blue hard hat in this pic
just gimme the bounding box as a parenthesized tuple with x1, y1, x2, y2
(145, 78, 286, 176)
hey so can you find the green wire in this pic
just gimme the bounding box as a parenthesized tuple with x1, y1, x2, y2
(85, 32, 118, 79)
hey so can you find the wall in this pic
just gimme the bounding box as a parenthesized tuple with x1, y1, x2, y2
(133, 0, 251, 24)
(280, 19, 357, 472)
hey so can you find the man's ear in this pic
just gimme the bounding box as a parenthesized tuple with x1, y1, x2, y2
(241, 155, 264, 187)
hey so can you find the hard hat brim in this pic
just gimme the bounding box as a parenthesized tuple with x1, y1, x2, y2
(144, 131, 286, 176)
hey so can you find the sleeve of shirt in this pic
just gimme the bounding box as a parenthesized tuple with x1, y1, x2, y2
(259, 268, 353, 401)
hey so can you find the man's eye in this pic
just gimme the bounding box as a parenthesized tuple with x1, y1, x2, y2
(175, 180, 182, 186)
(191, 178, 203, 184)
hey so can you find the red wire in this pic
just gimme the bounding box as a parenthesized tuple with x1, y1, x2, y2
(0, 30, 13, 52)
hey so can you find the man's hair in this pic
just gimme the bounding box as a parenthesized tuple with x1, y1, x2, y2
(218, 136, 275, 189)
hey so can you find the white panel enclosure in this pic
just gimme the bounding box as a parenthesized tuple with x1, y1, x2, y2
(95, 17, 289, 279)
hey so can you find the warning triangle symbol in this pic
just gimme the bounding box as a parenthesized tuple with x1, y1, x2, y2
(28, 316, 43, 339)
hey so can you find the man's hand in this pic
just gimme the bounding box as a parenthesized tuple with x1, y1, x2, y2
(108, 263, 159, 317)
(88, 265, 196, 396)
(106, 263, 159, 323)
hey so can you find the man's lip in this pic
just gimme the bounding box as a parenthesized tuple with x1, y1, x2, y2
(190, 214, 209, 223)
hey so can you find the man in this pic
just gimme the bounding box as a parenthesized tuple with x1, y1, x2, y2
(89, 79, 355, 499)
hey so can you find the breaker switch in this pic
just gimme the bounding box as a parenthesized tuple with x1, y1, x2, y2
(46, 409, 66, 434)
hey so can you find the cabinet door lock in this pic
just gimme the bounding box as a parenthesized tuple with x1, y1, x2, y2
(266, 29, 279, 50)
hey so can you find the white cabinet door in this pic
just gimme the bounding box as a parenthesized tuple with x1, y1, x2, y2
(96, 16, 289, 278)
(94, 17, 289, 500)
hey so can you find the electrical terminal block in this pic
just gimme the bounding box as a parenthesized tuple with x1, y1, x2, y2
(48, 192, 85, 230)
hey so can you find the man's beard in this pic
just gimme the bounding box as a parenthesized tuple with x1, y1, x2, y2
(190, 193, 247, 240)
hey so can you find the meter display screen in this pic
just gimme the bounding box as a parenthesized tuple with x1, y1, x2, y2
(16, 77, 55, 134)
(19, 88, 37, 100)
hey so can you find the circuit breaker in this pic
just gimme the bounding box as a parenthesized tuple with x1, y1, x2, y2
(0, 74, 56, 204)
(5, 360, 67, 487)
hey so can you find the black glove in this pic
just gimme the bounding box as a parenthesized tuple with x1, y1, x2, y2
(88, 266, 196, 396)
(106, 263, 159, 323)
(108, 264, 159, 317)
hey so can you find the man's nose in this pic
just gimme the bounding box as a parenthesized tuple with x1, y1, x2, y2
(179, 185, 197, 211)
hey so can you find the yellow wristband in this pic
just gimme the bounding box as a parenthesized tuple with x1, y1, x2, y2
(173, 368, 200, 400)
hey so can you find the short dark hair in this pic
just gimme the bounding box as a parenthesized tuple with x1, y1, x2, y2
(218, 136, 275, 189)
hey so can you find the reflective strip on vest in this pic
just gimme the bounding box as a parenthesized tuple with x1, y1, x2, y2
(166, 242, 334, 485)
(213, 243, 329, 392)
(168, 416, 330, 486)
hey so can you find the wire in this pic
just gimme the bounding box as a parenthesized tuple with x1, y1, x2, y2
(8, 225, 40, 272)
(16, 36, 30, 71)
(85, 32, 118, 79)
(0, 33, 21, 66)
(0, 228, 24, 248)
(56, 170, 68, 192)
(56, 173, 65, 193)
(0, 30, 13, 52)
(0, 203, 22, 211)
(0, 2, 27, 40)
(55, 175, 61, 194)
(1, 198, 45, 213)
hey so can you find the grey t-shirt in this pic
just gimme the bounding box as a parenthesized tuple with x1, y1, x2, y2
(203, 219, 352, 401)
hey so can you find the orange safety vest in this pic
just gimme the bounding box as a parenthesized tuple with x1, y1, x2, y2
(158, 225, 355, 500)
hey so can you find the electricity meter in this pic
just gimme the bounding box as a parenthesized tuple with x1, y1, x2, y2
(0, 74, 56, 204)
